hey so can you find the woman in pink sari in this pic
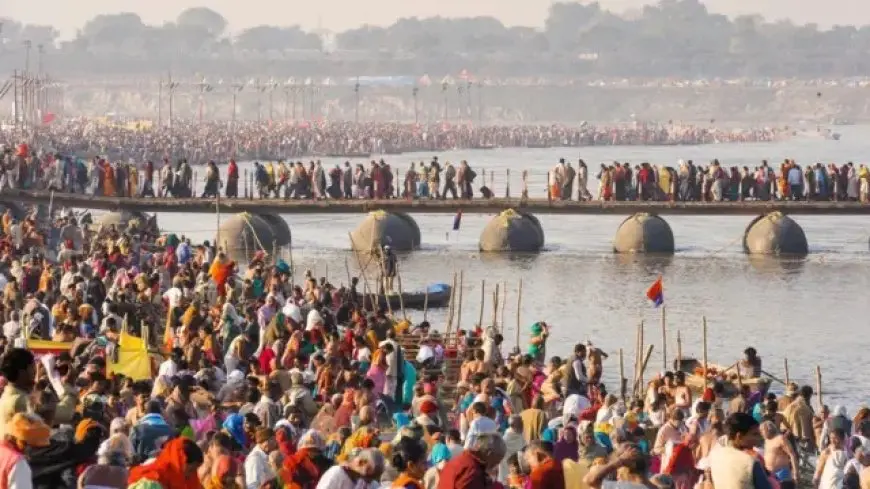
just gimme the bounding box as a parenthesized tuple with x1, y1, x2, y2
(365, 348, 387, 396)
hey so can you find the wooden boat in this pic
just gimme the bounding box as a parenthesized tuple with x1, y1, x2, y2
(325, 152, 371, 159)
(674, 357, 768, 397)
(363, 282, 452, 311)
(526, 142, 552, 149)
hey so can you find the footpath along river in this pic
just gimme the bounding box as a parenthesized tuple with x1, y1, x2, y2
(147, 124, 870, 410)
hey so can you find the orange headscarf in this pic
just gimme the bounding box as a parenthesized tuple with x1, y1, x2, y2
(75, 418, 101, 443)
(128, 437, 203, 489)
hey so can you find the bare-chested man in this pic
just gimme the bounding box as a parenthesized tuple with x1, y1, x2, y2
(585, 341, 608, 384)
(761, 420, 799, 489)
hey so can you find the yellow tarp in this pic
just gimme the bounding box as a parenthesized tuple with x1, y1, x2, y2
(27, 332, 152, 381)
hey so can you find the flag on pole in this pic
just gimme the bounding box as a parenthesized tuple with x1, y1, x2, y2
(646, 276, 663, 307)
(452, 210, 462, 231)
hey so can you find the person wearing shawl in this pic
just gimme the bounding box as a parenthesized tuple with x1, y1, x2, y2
(338, 406, 380, 462)
(662, 432, 698, 489)
(0, 413, 51, 488)
(222, 414, 248, 452)
(275, 419, 296, 460)
(310, 397, 339, 436)
(128, 437, 205, 489)
(423, 441, 452, 489)
(204, 455, 241, 489)
(209, 253, 235, 298)
(553, 425, 580, 464)
(278, 430, 330, 489)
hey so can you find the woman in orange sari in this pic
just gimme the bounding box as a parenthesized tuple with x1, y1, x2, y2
(778, 162, 790, 200)
(208, 253, 235, 298)
(104, 162, 116, 197)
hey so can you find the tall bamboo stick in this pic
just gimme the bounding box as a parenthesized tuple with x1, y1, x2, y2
(702, 316, 709, 389)
(491, 283, 500, 329)
(456, 271, 464, 332)
(661, 306, 667, 370)
(515, 278, 523, 349)
(477, 280, 486, 328)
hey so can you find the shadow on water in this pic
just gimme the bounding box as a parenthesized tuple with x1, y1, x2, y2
(611, 253, 674, 273)
(746, 255, 807, 275)
(478, 252, 542, 269)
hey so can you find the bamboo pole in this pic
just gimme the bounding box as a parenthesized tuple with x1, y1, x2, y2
(477, 280, 486, 328)
(344, 257, 352, 290)
(446, 272, 457, 336)
(491, 283, 500, 329)
(348, 232, 375, 309)
(396, 264, 407, 321)
(456, 271, 464, 332)
(676, 330, 682, 372)
(661, 306, 667, 371)
(619, 348, 626, 402)
(515, 278, 523, 349)
(784, 358, 790, 386)
(422, 287, 430, 323)
(702, 316, 709, 389)
(816, 365, 823, 410)
(633, 344, 655, 396)
(500, 282, 507, 334)
(639, 320, 645, 393)
(633, 322, 642, 394)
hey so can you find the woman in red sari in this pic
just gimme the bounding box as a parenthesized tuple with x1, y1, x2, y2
(279, 430, 331, 489)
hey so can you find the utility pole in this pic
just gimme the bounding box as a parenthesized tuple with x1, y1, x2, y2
(157, 78, 162, 127)
(231, 82, 244, 124)
(466, 80, 473, 120)
(412, 86, 419, 124)
(167, 72, 179, 129)
(354, 76, 360, 123)
(268, 82, 274, 121)
(441, 81, 449, 121)
(22, 41, 31, 127)
(477, 81, 483, 124)
(255, 78, 263, 122)
(36, 44, 44, 121)
(12, 70, 18, 127)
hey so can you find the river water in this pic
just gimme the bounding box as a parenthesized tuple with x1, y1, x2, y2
(150, 124, 870, 410)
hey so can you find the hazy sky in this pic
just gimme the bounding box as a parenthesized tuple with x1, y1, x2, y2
(1, 0, 865, 38)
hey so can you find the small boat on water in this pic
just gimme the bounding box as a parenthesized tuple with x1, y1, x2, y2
(363, 282, 452, 311)
(526, 142, 552, 149)
(325, 152, 371, 159)
(675, 357, 769, 397)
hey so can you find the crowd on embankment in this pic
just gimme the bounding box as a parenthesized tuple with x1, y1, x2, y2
(1, 119, 786, 164)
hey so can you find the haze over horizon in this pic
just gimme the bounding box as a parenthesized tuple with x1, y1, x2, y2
(1, 0, 866, 39)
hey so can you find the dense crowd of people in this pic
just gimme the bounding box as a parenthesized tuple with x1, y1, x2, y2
(2, 141, 870, 204)
(0, 157, 864, 489)
(2, 120, 786, 165)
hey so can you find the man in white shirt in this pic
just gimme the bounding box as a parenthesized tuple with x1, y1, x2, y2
(158, 348, 183, 378)
(162, 278, 184, 310)
(2, 312, 20, 342)
(415, 337, 436, 368)
(245, 427, 277, 489)
(464, 401, 498, 449)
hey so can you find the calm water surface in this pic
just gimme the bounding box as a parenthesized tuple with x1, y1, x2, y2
(150, 125, 870, 410)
